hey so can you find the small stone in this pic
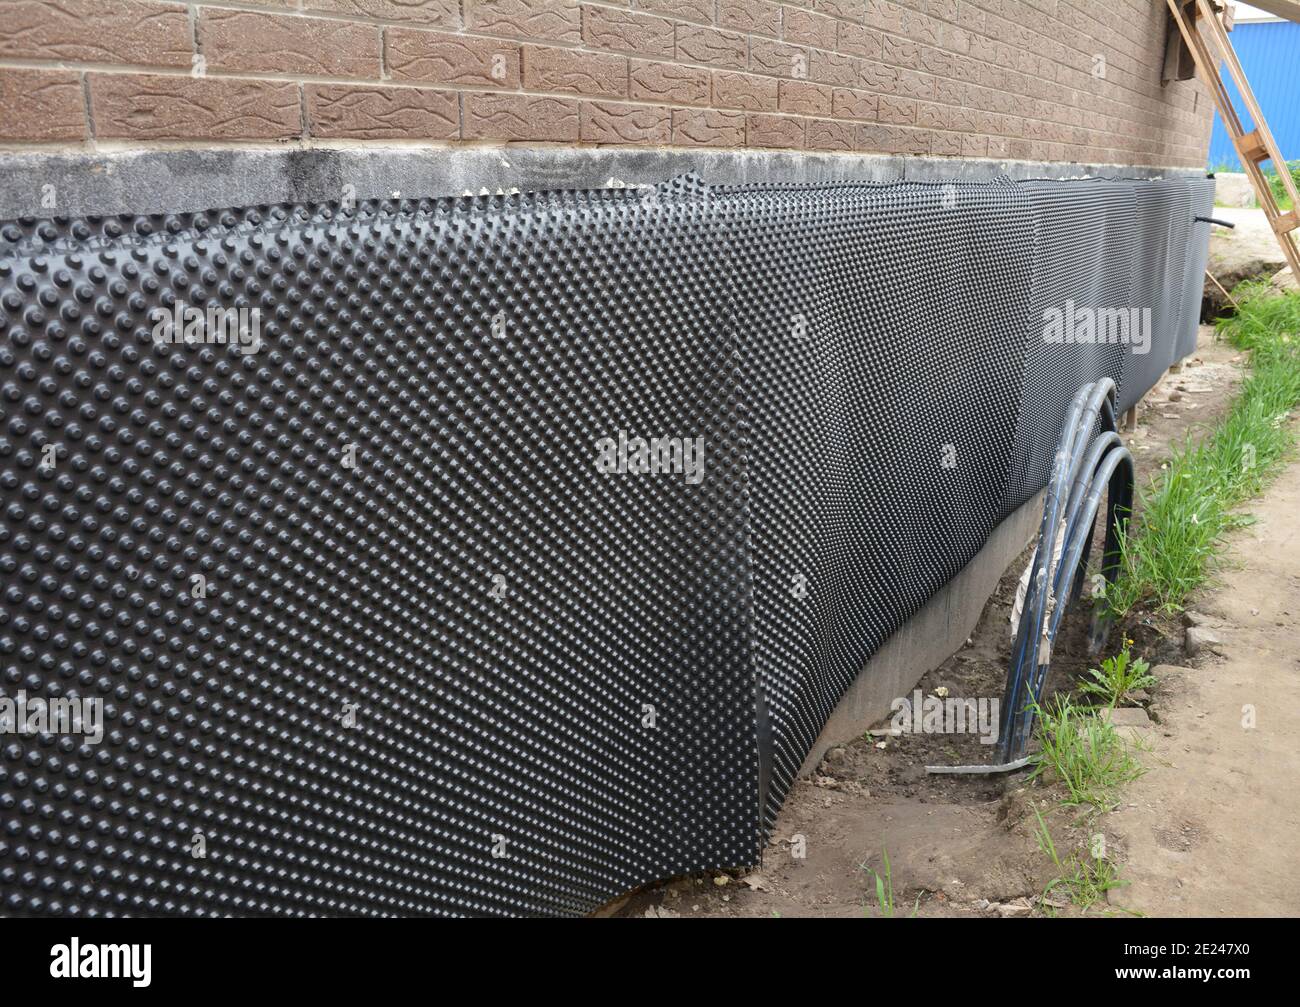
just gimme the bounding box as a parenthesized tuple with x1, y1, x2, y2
(1185, 625, 1222, 656)
(1182, 610, 1214, 627)
(1102, 707, 1152, 728)
(739, 873, 771, 892)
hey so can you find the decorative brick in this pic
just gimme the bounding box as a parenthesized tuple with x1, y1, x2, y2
(305, 0, 459, 27)
(747, 112, 804, 148)
(816, 0, 863, 19)
(387, 29, 521, 87)
(807, 119, 857, 150)
(783, 9, 837, 51)
(713, 71, 779, 111)
(200, 9, 380, 78)
(0, 67, 85, 141)
(463, 92, 579, 140)
(630, 60, 710, 106)
(831, 87, 877, 121)
(640, 0, 714, 25)
(468, 0, 581, 42)
(778, 79, 832, 117)
(929, 0, 959, 22)
(749, 37, 808, 78)
(583, 6, 674, 58)
(892, 68, 936, 99)
(523, 44, 627, 98)
(89, 73, 299, 140)
(306, 83, 458, 139)
(930, 130, 964, 156)
(810, 49, 860, 87)
(859, 121, 929, 154)
(671, 108, 745, 146)
(897, 7, 943, 46)
(719, 0, 782, 36)
(945, 25, 971, 54)
(876, 95, 915, 124)
(838, 22, 882, 60)
(0, 0, 191, 67)
(881, 34, 922, 71)
(676, 25, 748, 70)
(580, 100, 670, 143)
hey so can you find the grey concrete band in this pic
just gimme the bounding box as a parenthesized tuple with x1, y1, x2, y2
(0, 145, 1207, 219)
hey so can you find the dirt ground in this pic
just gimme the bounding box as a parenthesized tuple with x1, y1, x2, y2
(1106, 460, 1300, 916)
(608, 325, 1295, 919)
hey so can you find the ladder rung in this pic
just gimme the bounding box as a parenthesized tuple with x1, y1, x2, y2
(1271, 211, 1299, 235)
(1240, 129, 1269, 163)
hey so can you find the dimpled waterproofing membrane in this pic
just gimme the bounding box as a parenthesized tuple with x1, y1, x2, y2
(711, 178, 1035, 826)
(1001, 175, 1217, 516)
(0, 173, 1211, 916)
(1179, 182, 1218, 362)
(1120, 177, 1203, 412)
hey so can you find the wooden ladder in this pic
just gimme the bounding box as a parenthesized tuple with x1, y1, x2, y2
(1167, 0, 1300, 277)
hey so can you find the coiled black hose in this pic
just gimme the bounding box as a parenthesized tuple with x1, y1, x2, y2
(996, 378, 1134, 764)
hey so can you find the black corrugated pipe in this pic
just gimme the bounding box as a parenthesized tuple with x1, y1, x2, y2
(993, 378, 1133, 765)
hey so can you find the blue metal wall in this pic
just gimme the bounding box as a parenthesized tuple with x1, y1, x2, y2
(1207, 20, 1300, 171)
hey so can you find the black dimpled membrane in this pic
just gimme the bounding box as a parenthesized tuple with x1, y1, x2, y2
(1179, 179, 1218, 361)
(710, 178, 1036, 825)
(1002, 179, 1136, 516)
(1120, 177, 1198, 412)
(0, 173, 1211, 916)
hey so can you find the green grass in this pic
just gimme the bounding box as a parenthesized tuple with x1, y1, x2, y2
(859, 849, 919, 918)
(1030, 697, 1145, 812)
(1032, 807, 1134, 915)
(1079, 642, 1156, 708)
(1207, 161, 1297, 210)
(1105, 288, 1300, 615)
(1263, 159, 1300, 212)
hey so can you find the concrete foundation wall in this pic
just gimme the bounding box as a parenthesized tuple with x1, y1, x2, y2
(0, 144, 1206, 218)
(799, 487, 1044, 775)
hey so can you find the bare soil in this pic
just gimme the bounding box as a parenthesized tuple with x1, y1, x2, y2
(609, 327, 1276, 919)
(1106, 458, 1300, 916)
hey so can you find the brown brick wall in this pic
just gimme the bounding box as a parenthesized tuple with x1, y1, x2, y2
(0, 0, 1214, 166)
